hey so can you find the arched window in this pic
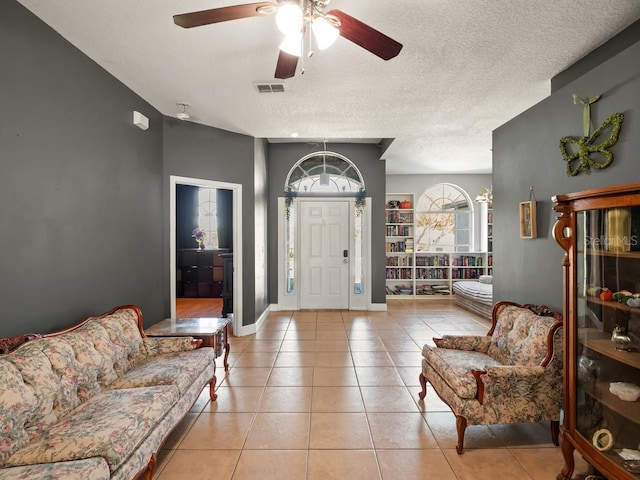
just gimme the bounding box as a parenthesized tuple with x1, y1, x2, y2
(198, 188, 218, 248)
(285, 151, 364, 193)
(415, 183, 473, 252)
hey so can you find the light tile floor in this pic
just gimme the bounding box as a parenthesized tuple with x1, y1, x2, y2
(155, 299, 594, 480)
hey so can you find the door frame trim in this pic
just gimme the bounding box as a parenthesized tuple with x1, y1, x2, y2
(169, 175, 243, 335)
(275, 196, 371, 311)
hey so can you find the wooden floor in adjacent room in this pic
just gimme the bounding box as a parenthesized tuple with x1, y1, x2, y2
(175, 298, 223, 318)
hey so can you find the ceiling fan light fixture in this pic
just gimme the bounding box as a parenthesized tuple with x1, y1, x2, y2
(275, 3, 303, 36)
(279, 32, 302, 57)
(312, 16, 339, 50)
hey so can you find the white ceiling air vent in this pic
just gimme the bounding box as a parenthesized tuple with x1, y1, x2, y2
(255, 83, 285, 93)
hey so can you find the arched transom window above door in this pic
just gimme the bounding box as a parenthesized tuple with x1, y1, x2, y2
(285, 151, 365, 193)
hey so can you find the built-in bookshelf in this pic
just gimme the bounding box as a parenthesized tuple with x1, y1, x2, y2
(487, 207, 493, 275)
(487, 208, 493, 252)
(480, 203, 494, 275)
(385, 194, 415, 296)
(387, 250, 492, 297)
(385, 193, 493, 298)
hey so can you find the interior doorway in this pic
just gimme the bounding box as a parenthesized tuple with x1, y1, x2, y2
(169, 175, 243, 334)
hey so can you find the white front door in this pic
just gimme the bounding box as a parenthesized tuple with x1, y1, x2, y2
(299, 200, 350, 309)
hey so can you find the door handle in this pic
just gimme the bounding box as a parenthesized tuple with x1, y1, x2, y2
(343, 250, 348, 258)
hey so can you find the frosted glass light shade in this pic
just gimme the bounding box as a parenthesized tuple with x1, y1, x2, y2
(279, 32, 302, 57)
(276, 4, 303, 36)
(312, 16, 339, 50)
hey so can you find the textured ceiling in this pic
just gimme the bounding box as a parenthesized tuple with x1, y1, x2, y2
(17, 0, 640, 174)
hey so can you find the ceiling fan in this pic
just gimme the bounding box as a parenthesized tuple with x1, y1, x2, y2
(173, 1, 403, 79)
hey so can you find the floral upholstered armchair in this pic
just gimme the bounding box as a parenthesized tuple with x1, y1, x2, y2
(418, 300, 563, 454)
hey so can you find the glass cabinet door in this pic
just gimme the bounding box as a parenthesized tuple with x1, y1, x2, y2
(574, 208, 640, 477)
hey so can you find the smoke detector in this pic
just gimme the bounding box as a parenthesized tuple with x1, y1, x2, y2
(176, 102, 190, 120)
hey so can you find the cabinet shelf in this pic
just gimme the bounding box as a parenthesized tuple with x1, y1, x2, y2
(579, 328, 640, 369)
(583, 381, 640, 425)
(583, 249, 640, 259)
(582, 295, 640, 315)
(176, 248, 228, 298)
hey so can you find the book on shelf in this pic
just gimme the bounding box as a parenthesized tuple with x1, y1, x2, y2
(416, 284, 434, 295)
(386, 284, 413, 295)
(431, 284, 450, 295)
(404, 238, 414, 253)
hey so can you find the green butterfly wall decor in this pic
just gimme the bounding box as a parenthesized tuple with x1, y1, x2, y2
(559, 94, 623, 176)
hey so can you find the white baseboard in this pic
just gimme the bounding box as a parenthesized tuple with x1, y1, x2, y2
(368, 303, 388, 311)
(268, 304, 287, 312)
(269, 303, 387, 312)
(233, 305, 271, 337)
(254, 305, 271, 330)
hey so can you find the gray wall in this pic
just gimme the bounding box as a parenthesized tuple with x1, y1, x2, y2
(1, 0, 270, 336)
(493, 38, 640, 313)
(162, 119, 267, 326)
(386, 174, 493, 252)
(254, 139, 270, 317)
(551, 20, 640, 92)
(1, 0, 165, 335)
(267, 143, 387, 304)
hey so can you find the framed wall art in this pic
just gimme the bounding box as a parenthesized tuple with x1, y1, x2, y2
(519, 200, 537, 239)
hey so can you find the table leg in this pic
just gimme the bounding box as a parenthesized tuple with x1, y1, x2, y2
(210, 379, 217, 401)
(223, 323, 230, 371)
(210, 352, 218, 401)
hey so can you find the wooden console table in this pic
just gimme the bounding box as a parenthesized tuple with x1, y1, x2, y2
(145, 317, 231, 400)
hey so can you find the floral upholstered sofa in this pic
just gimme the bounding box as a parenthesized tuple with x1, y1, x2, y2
(418, 300, 563, 454)
(0, 305, 216, 480)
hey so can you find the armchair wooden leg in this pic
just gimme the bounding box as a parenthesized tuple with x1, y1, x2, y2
(418, 373, 427, 400)
(455, 415, 467, 454)
(550, 420, 560, 446)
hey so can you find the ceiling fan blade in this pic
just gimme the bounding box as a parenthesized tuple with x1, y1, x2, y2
(327, 9, 403, 60)
(274, 51, 298, 79)
(174, 2, 277, 28)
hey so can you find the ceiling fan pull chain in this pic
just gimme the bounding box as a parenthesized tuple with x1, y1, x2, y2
(307, 20, 314, 58)
(300, 15, 307, 75)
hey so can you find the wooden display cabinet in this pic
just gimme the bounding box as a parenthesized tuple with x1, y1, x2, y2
(554, 183, 640, 480)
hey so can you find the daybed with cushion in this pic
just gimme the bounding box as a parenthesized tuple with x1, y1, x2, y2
(452, 275, 493, 319)
(418, 300, 563, 454)
(0, 305, 216, 480)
